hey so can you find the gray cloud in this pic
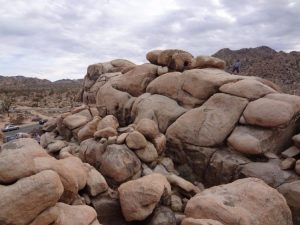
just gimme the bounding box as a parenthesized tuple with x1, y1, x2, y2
(0, 0, 299, 80)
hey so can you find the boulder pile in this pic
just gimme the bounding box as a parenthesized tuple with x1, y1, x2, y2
(1, 49, 300, 225)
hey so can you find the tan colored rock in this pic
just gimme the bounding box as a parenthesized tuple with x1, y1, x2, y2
(113, 63, 158, 96)
(116, 132, 128, 144)
(146, 50, 163, 64)
(47, 140, 67, 154)
(85, 164, 108, 196)
(228, 125, 295, 155)
(136, 118, 160, 140)
(157, 49, 193, 68)
(63, 111, 91, 130)
(0, 170, 64, 225)
(135, 142, 159, 163)
(40, 132, 56, 148)
(167, 93, 248, 147)
(125, 131, 148, 150)
(118, 173, 171, 221)
(182, 218, 224, 225)
(153, 133, 167, 154)
(292, 134, 300, 148)
(170, 52, 194, 71)
(79, 138, 107, 170)
(78, 116, 101, 142)
(29, 206, 60, 225)
(185, 178, 293, 225)
(96, 83, 136, 126)
(97, 115, 119, 130)
(171, 194, 183, 212)
(281, 158, 296, 170)
(243, 98, 295, 128)
(42, 118, 57, 132)
(277, 180, 300, 208)
(94, 127, 118, 138)
(100, 144, 141, 183)
(34, 156, 87, 204)
(282, 146, 300, 158)
(157, 66, 169, 75)
(192, 56, 225, 69)
(54, 202, 99, 225)
(220, 79, 276, 100)
(167, 174, 201, 196)
(239, 161, 298, 188)
(132, 93, 187, 133)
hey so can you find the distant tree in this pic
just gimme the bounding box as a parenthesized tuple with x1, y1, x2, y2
(1, 95, 15, 116)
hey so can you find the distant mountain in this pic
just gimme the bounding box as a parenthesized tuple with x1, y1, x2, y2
(213, 46, 300, 94)
(0, 75, 82, 92)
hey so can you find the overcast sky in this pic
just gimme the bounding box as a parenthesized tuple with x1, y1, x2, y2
(1, 0, 300, 81)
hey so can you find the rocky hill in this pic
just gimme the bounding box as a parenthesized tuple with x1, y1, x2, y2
(0, 75, 82, 92)
(213, 46, 300, 94)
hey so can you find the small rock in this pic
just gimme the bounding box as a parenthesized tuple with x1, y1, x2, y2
(182, 218, 224, 225)
(292, 134, 300, 148)
(97, 115, 119, 130)
(281, 158, 296, 170)
(94, 127, 118, 138)
(135, 142, 159, 163)
(125, 131, 147, 150)
(116, 133, 128, 144)
(153, 133, 166, 154)
(136, 118, 160, 140)
(107, 136, 117, 145)
(47, 140, 67, 154)
(146, 206, 176, 225)
(85, 164, 108, 196)
(171, 194, 183, 212)
(281, 146, 300, 158)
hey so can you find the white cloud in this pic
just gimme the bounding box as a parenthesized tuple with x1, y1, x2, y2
(0, 0, 299, 81)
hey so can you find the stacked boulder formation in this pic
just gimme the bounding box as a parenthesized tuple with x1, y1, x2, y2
(1, 49, 300, 225)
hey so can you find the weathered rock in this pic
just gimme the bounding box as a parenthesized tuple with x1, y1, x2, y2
(42, 118, 57, 132)
(78, 116, 101, 142)
(47, 140, 67, 154)
(94, 127, 118, 138)
(136, 118, 160, 140)
(282, 146, 300, 159)
(182, 218, 224, 225)
(185, 178, 293, 225)
(228, 125, 296, 155)
(96, 83, 136, 126)
(219, 79, 276, 100)
(153, 133, 167, 154)
(29, 206, 60, 225)
(97, 115, 119, 130)
(132, 93, 187, 133)
(167, 174, 201, 196)
(85, 164, 108, 196)
(113, 63, 158, 96)
(118, 173, 171, 221)
(92, 196, 128, 225)
(292, 133, 300, 149)
(192, 56, 225, 69)
(100, 144, 141, 183)
(146, 206, 177, 225)
(146, 50, 163, 65)
(167, 93, 248, 147)
(63, 110, 92, 130)
(116, 132, 128, 144)
(239, 161, 298, 188)
(79, 138, 107, 170)
(281, 158, 296, 170)
(171, 194, 183, 212)
(40, 132, 56, 148)
(204, 149, 250, 187)
(34, 156, 87, 203)
(135, 142, 159, 163)
(242, 98, 295, 128)
(125, 131, 148, 150)
(54, 202, 99, 225)
(0, 170, 64, 225)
